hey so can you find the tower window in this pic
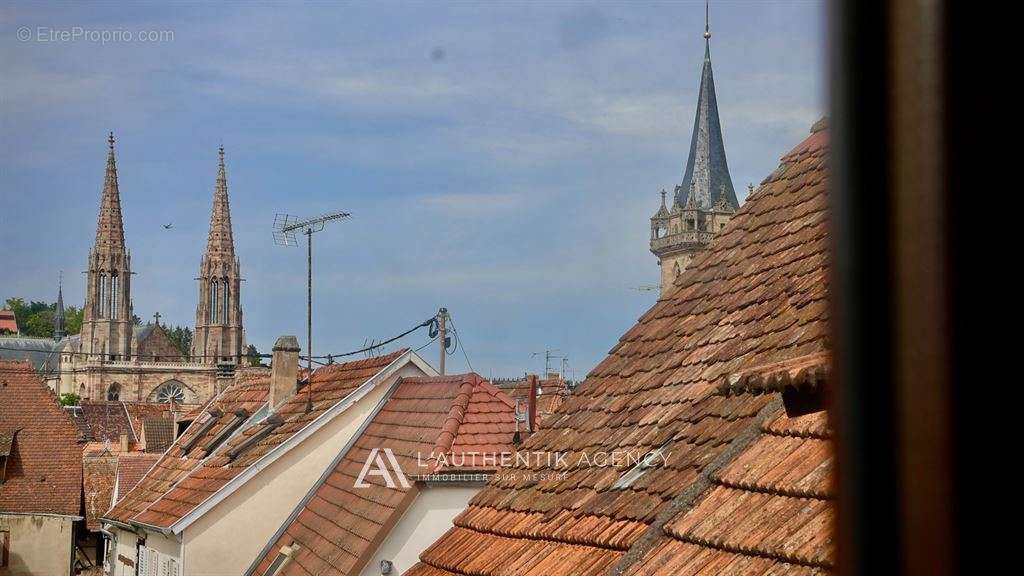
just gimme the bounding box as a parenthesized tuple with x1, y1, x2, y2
(98, 273, 108, 318)
(222, 279, 229, 324)
(110, 273, 119, 319)
(107, 382, 121, 401)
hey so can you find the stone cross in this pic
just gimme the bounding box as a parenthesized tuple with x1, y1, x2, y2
(153, 311, 161, 326)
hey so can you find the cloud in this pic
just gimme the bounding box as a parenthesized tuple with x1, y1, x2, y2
(418, 192, 525, 217)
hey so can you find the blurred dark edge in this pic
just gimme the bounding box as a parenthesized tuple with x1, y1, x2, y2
(830, 0, 1000, 574)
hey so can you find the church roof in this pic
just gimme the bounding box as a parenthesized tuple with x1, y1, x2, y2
(675, 19, 739, 212)
(405, 121, 831, 576)
(0, 336, 62, 374)
(94, 132, 127, 254)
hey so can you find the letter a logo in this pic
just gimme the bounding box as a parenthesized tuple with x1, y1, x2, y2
(354, 448, 411, 489)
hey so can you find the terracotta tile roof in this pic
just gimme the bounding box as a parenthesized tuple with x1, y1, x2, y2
(122, 401, 184, 438)
(249, 373, 523, 576)
(83, 454, 118, 530)
(407, 124, 831, 575)
(0, 360, 83, 516)
(75, 401, 135, 443)
(103, 350, 408, 530)
(114, 452, 160, 503)
(142, 417, 175, 453)
(0, 310, 18, 334)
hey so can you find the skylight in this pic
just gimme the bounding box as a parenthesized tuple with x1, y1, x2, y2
(612, 442, 671, 490)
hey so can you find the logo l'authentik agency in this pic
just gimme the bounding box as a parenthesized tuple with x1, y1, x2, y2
(354, 448, 411, 489)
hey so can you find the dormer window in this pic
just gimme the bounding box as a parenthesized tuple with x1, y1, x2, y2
(0, 430, 16, 484)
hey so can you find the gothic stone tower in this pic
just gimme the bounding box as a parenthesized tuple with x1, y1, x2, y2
(650, 11, 740, 295)
(81, 133, 134, 360)
(192, 147, 243, 365)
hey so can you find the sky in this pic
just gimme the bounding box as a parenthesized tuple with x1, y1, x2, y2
(0, 1, 824, 378)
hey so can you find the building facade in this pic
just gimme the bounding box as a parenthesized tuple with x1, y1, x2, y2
(55, 134, 245, 404)
(650, 17, 740, 295)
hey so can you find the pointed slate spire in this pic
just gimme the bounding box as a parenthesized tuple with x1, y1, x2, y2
(54, 272, 66, 341)
(205, 146, 236, 258)
(95, 132, 127, 252)
(675, 3, 739, 211)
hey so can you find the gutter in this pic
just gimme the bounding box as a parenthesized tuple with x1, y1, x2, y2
(0, 511, 84, 521)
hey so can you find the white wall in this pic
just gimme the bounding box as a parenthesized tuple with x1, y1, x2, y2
(0, 514, 74, 576)
(181, 361, 428, 576)
(358, 485, 480, 576)
(107, 527, 137, 576)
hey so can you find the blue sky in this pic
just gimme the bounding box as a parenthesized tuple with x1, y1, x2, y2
(0, 1, 824, 378)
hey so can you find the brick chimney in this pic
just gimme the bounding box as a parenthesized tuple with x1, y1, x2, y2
(120, 432, 130, 452)
(269, 335, 300, 411)
(527, 374, 539, 433)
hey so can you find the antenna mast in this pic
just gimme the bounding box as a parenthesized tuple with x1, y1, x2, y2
(273, 210, 351, 412)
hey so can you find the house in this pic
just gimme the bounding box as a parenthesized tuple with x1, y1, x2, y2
(0, 360, 84, 576)
(72, 400, 178, 571)
(405, 120, 833, 575)
(101, 338, 436, 576)
(246, 372, 530, 576)
(0, 311, 18, 336)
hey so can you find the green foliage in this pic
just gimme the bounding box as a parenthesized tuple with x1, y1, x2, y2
(59, 392, 80, 407)
(246, 344, 262, 367)
(65, 306, 84, 335)
(4, 296, 81, 338)
(165, 325, 194, 359)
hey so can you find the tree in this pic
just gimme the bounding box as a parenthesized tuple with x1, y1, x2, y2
(24, 309, 54, 338)
(166, 325, 193, 360)
(246, 344, 262, 367)
(4, 297, 86, 338)
(64, 306, 84, 335)
(59, 392, 80, 407)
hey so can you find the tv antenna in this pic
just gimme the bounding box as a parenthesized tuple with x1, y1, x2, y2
(273, 210, 351, 412)
(531, 349, 564, 376)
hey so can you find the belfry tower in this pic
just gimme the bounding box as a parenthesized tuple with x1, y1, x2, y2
(81, 132, 134, 360)
(650, 4, 740, 295)
(192, 146, 244, 365)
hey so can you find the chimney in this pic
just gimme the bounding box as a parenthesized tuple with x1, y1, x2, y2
(120, 433, 129, 452)
(527, 374, 538, 433)
(269, 335, 301, 411)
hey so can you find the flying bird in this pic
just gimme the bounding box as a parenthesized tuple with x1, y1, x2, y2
(163, 223, 173, 229)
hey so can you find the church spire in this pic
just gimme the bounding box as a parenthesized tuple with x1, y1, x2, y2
(193, 146, 244, 365)
(675, 1, 739, 212)
(95, 132, 127, 252)
(54, 272, 65, 341)
(205, 145, 235, 258)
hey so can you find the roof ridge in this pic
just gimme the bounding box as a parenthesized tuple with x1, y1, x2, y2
(473, 378, 516, 410)
(431, 376, 477, 459)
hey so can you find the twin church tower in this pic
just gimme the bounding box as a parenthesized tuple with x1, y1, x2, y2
(80, 133, 244, 365)
(61, 134, 244, 403)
